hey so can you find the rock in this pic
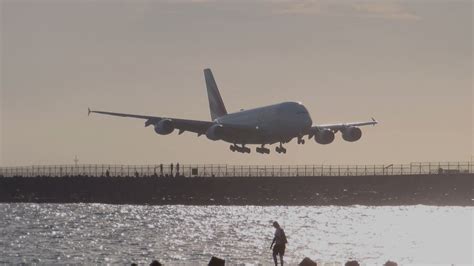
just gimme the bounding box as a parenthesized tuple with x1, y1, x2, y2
(299, 257, 317, 266)
(208, 256, 225, 266)
(345, 261, 360, 266)
(150, 260, 162, 266)
(384, 261, 398, 266)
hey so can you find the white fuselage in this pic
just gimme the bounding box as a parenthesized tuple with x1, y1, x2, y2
(89, 68, 377, 154)
(214, 101, 313, 144)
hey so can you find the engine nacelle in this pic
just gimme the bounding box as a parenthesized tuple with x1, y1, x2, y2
(341, 127, 362, 142)
(314, 129, 335, 145)
(154, 119, 174, 135)
(206, 124, 223, 141)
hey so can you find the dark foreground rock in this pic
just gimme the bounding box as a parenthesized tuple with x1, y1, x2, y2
(0, 174, 472, 206)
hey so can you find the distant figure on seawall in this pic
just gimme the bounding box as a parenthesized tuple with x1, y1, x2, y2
(270, 221, 288, 266)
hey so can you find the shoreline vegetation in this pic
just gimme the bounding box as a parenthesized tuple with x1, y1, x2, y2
(0, 174, 472, 206)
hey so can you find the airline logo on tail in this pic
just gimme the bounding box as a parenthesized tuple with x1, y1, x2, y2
(204, 68, 227, 121)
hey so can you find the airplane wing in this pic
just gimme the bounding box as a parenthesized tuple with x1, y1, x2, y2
(312, 118, 378, 132)
(88, 108, 213, 135)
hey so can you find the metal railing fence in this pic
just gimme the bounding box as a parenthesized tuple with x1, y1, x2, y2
(0, 162, 472, 178)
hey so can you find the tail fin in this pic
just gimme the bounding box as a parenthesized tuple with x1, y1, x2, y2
(204, 68, 227, 120)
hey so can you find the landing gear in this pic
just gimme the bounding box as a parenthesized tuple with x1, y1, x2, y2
(297, 136, 305, 144)
(230, 144, 251, 153)
(275, 143, 287, 154)
(256, 145, 270, 154)
(242, 146, 251, 153)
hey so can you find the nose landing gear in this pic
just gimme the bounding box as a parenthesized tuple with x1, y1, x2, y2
(297, 136, 305, 144)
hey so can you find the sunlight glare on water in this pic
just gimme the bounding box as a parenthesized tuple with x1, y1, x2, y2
(0, 204, 472, 264)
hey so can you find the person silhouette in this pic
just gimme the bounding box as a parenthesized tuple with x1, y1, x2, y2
(270, 221, 287, 266)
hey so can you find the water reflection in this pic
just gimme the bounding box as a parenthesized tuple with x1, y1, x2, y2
(0, 204, 472, 264)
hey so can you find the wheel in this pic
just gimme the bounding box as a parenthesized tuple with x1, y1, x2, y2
(230, 145, 235, 152)
(302, 140, 305, 144)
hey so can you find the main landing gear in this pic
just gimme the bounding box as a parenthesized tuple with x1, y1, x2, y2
(230, 144, 251, 153)
(275, 143, 287, 154)
(230, 143, 286, 154)
(256, 145, 270, 154)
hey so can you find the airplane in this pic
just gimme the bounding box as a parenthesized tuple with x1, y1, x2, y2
(89, 68, 378, 154)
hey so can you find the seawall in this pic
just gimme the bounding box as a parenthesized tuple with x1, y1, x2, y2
(0, 174, 472, 206)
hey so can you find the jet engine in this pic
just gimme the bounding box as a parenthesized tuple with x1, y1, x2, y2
(341, 126, 362, 142)
(154, 119, 174, 135)
(314, 129, 335, 145)
(206, 124, 223, 141)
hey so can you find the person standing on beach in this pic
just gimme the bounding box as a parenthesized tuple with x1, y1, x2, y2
(270, 221, 287, 266)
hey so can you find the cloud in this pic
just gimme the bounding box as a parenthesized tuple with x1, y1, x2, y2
(353, 2, 420, 20)
(142, 0, 420, 21)
(272, 0, 420, 21)
(272, 0, 323, 15)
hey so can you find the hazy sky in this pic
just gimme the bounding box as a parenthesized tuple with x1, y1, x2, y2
(1, 0, 472, 166)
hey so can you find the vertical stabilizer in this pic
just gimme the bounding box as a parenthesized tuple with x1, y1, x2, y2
(204, 68, 227, 120)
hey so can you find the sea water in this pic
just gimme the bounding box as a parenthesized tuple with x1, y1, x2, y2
(0, 204, 472, 265)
